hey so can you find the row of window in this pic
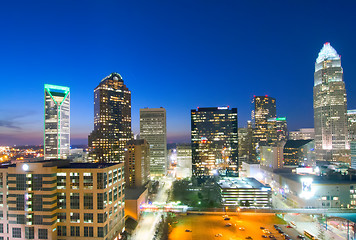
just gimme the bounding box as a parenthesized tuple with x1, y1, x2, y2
(58, 225, 107, 237)
(12, 227, 48, 239)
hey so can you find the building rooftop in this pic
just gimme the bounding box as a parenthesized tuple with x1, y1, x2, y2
(125, 187, 147, 200)
(284, 139, 314, 149)
(279, 172, 356, 184)
(218, 177, 270, 189)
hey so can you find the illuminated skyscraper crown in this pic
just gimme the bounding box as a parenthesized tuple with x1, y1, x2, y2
(316, 42, 340, 64)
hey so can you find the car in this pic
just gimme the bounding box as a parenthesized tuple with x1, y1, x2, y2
(185, 229, 192, 232)
(224, 217, 231, 220)
(260, 227, 265, 229)
(286, 225, 292, 228)
(225, 223, 232, 227)
(222, 215, 228, 218)
(297, 235, 305, 239)
(239, 227, 245, 231)
(269, 235, 275, 238)
(273, 225, 278, 229)
(262, 235, 268, 238)
(245, 237, 253, 240)
(277, 229, 283, 233)
(215, 233, 223, 237)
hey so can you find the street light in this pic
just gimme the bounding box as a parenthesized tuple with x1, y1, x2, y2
(225, 206, 228, 214)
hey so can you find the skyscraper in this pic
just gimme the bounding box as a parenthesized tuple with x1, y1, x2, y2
(44, 84, 70, 160)
(314, 43, 349, 161)
(191, 107, 238, 177)
(252, 96, 277, 147)
(88, 73, 132, 163)
(140, 107, 167, 176)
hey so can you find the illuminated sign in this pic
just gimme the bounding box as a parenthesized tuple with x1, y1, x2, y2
(300, 177, 314, 199)
(218, 107, 228, 110)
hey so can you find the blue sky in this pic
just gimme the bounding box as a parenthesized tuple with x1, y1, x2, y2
(1, 0, 356, 145)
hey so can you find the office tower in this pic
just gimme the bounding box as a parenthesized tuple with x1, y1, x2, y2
(88, 73, 132, 163)
(0, 159, 125, 240)
(289, 128, 315, 140)
(191, 107, 238, 177)
(260, 145, 284, 169)
(314, 43, 349, 161)
(44, 84, 70, 160)
(252, 96, 277, 147)
(176, 144, 192, 178)
(267, 117, 288, 143)
(140, 107, 167, 176)
(125, 139, 150, 188)
(238, 123, 255, 163)
(351, 142, 356, 169)
(283, 139, 315, 167)
(347, 110, 356, 141)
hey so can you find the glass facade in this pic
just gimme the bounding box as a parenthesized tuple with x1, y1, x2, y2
(191, 107, 238, 177)
(88, 73, 132, 163)
(140, 108, 167, 176)
(44, 84, 70, 160)
(313, 43, 349, 161)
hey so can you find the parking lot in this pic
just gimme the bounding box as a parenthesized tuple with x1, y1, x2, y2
(169, 213, 297, 240)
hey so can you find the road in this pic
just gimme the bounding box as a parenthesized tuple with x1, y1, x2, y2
(169, 213, 287, 240)
(131, 177, 173, 240)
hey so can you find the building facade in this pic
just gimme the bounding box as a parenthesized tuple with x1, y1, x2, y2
(44, 84, 70, 160)
(140, 108, 167, 177)
(191, 107, 238, 177)
(0, 160, 125, 240)
(313, 43, 349, 161)
(88, 73, 132, 163)
(260, 145, 284, 169)
(283, 139, 315, 167)
(124, 139, 150, 188)
(289, 128, 315, 140)
(176, 144, 192, 179)
(252, 96, 277, 147)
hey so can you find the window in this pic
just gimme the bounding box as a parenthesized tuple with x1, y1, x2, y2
(25, 227, 34, 239)
(98, 213, 107, 223)
(13, 228, 22, 238)
(84, 213, 93, 223)
(0, 211, 3, 220)
(70, 193, 80, 209)
(70, 212, 80, 223)
(0, 223, 3, 233)
(114, 187, 118, 201)
(0, 172, 3, 188)
(109, 189, 112, 204)
(84, 226, 94, 237)
(113, 169, 118, 183)
(97, 172, 107, 189)
(70, 172, 80, 189)
(16, 174, 26, 190)
(16, 195, 25, 210)
(17, 214, 25, 224)
(84, 173, 93, 189)
(0, 193, 3, 204)
(58, 192, 66, 209)
(84, 193, 93, 209)
(57, 173, 66, 189)
(97, 193, 104, 209)
(32, 175, 43, 191)
(57, 212, 66, 222)
(33, 195, 43, 211)
(71, 226, 80, 237)
(34, 215, 43, 225)
(57, 226, 66, 236)
(98, 227, 104, 237)
(108, 171, 113, 186)
(38, 229, 48, 239)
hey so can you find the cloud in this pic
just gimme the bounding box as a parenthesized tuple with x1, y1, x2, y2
(0, 120, 21, 130)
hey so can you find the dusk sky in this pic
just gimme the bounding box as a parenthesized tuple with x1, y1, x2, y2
(1, 1, 356, 146)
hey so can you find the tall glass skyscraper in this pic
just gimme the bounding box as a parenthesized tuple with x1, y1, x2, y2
(314, 42, 349, 161)
(44, 84, 70, 160)
(88, 73, 132, 163)
(191, 107, 238, 177)
(252, 96, 277, 147)
(140, 107, 167, 176)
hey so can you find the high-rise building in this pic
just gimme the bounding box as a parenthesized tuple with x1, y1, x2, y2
(44, 84, 70, 160)
(124, 139, 150, 188)
(238, 122, 255, 163)
(0, 159, 125, 240)
(88, 73, 132, 163)
(252, 96, 277, 147)
(191, 107, 238, 177)
(260, 145, 284, 169)
(313, 43, 349, 161)
(283, 139, 315, 167)
(176, 144, 192, 178)
(140, 108, 167, 176)
(347, 110, 356, 141)
(289, 128, 315, 140)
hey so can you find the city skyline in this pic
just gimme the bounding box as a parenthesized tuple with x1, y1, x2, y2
(1, 1, 356, 146)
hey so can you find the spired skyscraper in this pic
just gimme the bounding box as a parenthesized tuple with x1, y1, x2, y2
(88, 73, 132, 163)
(314, 42, 349, 161)
(44, 84, 70, 160)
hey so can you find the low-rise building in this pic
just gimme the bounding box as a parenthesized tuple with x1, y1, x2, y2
(0, 159, 125, 240)
(283, 139, 315, 167)
(217, 177, 272, 207)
